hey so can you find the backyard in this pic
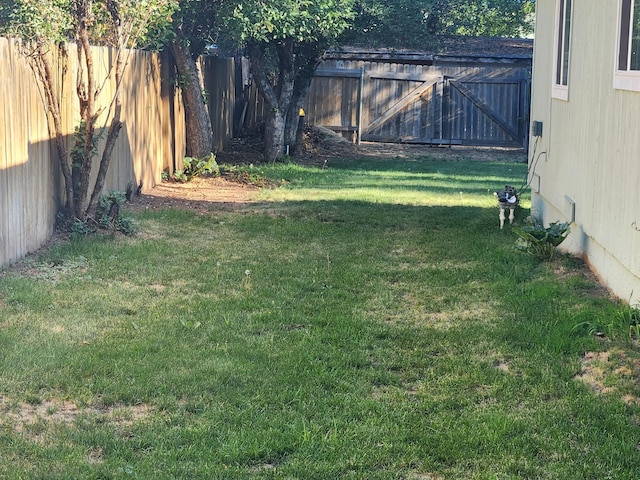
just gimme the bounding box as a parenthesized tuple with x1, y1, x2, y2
(0, 150, 639, 479)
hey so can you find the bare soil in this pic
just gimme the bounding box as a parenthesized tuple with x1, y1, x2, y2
(127, 176, 261, 214)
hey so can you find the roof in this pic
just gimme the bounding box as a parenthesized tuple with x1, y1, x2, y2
(329, 36, 533, 65)
(433, 36, 533, 56)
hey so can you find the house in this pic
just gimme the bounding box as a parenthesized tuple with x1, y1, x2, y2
(529, 0, 640, 304)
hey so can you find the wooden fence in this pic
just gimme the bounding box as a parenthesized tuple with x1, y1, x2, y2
(0, 37, 261, 267)
(305, 49, 532, 148)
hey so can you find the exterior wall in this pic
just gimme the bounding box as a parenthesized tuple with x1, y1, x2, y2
(530, 0, 640, 303)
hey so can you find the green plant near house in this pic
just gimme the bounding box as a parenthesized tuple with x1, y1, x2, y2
(513, 217, 570, 259)
(173, 153, 219, 182)
(574, 297, 640, 343)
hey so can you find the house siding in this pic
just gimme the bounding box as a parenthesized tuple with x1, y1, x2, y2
(530, 0, 640, 303)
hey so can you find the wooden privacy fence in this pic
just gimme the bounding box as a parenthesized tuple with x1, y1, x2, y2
(304, 49, 532, 148)
(0, 37, 261, 267)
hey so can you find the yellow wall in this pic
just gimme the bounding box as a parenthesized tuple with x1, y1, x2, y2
(530, 0, 640, 303)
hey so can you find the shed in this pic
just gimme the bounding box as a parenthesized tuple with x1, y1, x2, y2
(304, 37, 533, 149)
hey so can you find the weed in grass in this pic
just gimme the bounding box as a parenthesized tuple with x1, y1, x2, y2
(243, 268, 252, 290)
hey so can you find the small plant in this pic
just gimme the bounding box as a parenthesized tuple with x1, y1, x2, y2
(94, 191, 136, 235)
(70, 219, 95, 236)
(173, 153, 219, 182)
(66, 191, 135, 236)
(221, 164, 269, 187)
(277, 153, 293, 164)
(573, 297, 640, 343)
(513, 218, 570, 259)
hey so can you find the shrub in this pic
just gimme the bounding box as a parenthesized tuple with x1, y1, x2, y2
(95, 191, 136, 235)
(513, 217, 570, 259)
(173, 153, 219, 182)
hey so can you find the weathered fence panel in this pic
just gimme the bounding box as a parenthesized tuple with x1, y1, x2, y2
(0, 39, 60, 265)
(305, 49, 532, 148)
(201, 56, 235, 152)
(0, 38, 262, 267)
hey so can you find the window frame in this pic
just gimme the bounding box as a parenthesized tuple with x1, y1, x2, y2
(614, 0, 640, 91)
(552, 0, 572, 101)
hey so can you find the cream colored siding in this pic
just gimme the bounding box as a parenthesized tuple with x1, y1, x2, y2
(530, 0, 640, 302)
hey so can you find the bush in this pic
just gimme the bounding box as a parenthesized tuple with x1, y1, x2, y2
(513, 217, 570, 259)
(173, 153, 219, 182)
(95, 191, 136, 235)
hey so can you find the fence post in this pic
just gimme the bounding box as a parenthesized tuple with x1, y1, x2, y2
(356, 67, 364, 145)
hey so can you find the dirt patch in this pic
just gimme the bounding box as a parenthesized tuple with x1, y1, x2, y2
(0, 395, 154, 442)
(576, 351, 616, 396)
(576, 350, 640, 405)
(127, 175, 261, 214)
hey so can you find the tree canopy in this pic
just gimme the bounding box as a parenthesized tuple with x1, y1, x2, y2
(340, 0, 534, 49)
(218, 0, 356, 161)
(429, 0, 535, 38)
(220, 0, 354, 44)
(339, 0, 435, 50)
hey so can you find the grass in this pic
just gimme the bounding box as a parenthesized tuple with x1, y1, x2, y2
(0, 155, 639, 479)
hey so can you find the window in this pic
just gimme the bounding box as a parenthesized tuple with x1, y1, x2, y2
(553, 0, 572, 100)
(615, 0, 640, 90)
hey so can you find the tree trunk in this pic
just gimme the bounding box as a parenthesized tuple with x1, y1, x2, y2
(31, 44, 74, 213)
(284, 83, 312, 153)
(74, 0, 99, 220)
(87, 49, 123, 217)
(171, 36, 213, 159)
(87, 0, 132, 216)
(284, 101, 300, 150)
(248, 40, 296, 162)
(285, 46, 324, 154)
(264, 108, 287, 162)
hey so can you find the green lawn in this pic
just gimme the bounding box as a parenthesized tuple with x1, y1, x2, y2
(0, 155, 639, 479)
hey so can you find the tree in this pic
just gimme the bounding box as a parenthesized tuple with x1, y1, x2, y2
(1, 0, 176, 222)
(428, 0, 535, 37)
(219, 0, 356, 162)
(340, 0, 534, 50)
(166, 0, 218, 159)
(340, 0, 436, 50)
